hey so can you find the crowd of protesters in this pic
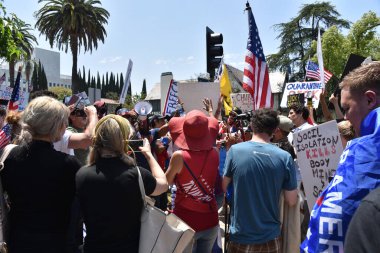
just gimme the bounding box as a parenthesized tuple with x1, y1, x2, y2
(0, 61, 378, 253)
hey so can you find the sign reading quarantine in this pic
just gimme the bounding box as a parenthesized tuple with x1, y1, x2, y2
(294, 120, 343, 211)
(280, 81, 323, 108)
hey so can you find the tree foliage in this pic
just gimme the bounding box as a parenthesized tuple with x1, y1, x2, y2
(35, 0, 110, 93)
(141, 79, 147, 99)
(49, 86, 72, 101)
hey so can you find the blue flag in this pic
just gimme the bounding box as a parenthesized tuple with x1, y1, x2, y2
(301, 107, 380, 253)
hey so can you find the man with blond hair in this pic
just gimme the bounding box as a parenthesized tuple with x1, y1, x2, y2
(301, 61, 380, 252)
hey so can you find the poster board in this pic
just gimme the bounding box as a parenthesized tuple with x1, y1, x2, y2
(293, 120, 344, 211)
(178, 82, 220, 114)
(230, 93, 253, 112)
(280, 81, 323, 108)
(287, 93, 305, 108)
(0, 85, 29, 111)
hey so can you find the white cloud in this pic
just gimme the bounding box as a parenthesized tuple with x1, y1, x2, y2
(155, 59, 169, 65)
(99, 56, 122, 64)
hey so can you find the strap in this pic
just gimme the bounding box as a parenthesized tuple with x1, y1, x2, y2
(0, 144, 17, 172)
(136, 166, 147, 207)
(183, 161, 212, 198)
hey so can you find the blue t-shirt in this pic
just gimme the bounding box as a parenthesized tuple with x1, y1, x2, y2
(224, 141, 297, 244)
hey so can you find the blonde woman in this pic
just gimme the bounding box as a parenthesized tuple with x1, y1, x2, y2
(76, 115, 168, 253)
(1, 96, 81, 253)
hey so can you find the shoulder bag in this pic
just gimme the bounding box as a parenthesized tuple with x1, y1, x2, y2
(136, 166, 195, 253)
(0, 144, 17, 253)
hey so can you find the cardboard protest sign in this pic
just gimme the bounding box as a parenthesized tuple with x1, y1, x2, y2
(293, 120, 344, 211)
(163, 80, 178, 116)
(178, 82, 220, 114)
(280, 81, 323, 108)
(287, 93, 304, 108)
(0, 85, 29, 111)
(230, 93, 253, 112)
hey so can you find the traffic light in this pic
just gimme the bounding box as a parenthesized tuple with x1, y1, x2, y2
(206, 26, 223, 81)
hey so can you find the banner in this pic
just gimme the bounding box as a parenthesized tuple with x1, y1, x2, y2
(119, 59, 133, 104)
(280, 81, 323, 108)
(163, 79, 178, 116)
(294, 120, 343, 211)
(230, 93, 253, 112)
(0, 85, 29, 111)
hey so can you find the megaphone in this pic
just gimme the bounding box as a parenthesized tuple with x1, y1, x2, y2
(134, 101, 153, 120)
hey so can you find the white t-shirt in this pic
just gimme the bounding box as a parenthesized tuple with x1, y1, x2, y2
(53, 130, 74, 155)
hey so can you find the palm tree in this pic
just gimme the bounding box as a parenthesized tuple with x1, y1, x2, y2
(8, 14, 37, 87)
(34, 0, 109, 93)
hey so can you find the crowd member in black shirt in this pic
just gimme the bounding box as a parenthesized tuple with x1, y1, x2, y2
(1, 96, 81, 253)
(76, 114, 168, 253)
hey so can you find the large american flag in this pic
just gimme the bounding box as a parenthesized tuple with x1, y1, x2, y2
(305, 60, 332, 84)
(8, 69, 21, 111)
(0, 124, 12, 150)
(242, 4, 273, 110)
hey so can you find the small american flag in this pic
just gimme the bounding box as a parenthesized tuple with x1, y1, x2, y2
(242, 3, 273, 110)
(305, 60, 332, 84)
(0, 124, 12, 150)
(8, 69, 21, 111)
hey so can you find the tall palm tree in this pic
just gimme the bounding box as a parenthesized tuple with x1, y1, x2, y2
(8, 14, 37, 87)
(34, 0, 109, 93)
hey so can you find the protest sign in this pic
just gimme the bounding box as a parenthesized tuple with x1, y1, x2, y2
(178, 82, 220, 114)
(230, 93, 253, 112)
(293, 120, 343, 211)
(287, 93, 304, 108)
(163, 80, 178, 116)
(0, 85, 29, 111)
(280, 81, 323, 108)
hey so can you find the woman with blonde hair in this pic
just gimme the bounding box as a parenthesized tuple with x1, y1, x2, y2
(1, 96, 81, 253)
(76, 114, 168, 253)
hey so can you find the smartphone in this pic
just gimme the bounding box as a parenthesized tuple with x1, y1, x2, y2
(129, 139, 144, 152)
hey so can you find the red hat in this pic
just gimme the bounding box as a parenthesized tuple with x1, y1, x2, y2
(169, 110, 218, 151)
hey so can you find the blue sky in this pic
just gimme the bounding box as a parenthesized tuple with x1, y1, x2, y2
(2, 0, 379, 94)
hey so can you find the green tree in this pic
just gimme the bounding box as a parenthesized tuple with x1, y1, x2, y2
(141, 79, 147, 99)
(31, 61, 39, 91)
(7, 14, 37, 87)
(267, 2, 349, 80)
(49, 86, 72, 100)
(35, 0, 110, 93)
(40, 65, 48, 90)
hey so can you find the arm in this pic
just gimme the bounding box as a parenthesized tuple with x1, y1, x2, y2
(329, 94, 344, 120)
(165, 151, 183, 185)
(214, 95, 223, 119)
(67, 105, 98, 149)
(222, 176, 232, 193)
(140, 138, 168, 196)
(284, 189, 298, 207)
(157, 123, 169, 137)
(319, 90, 333, 121)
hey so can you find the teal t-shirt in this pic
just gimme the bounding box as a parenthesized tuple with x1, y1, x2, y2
(224, 141, 296, 244)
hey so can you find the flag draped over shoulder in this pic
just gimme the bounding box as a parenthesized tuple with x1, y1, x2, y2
(0, 124, 12, 150)
(219, 64, 233, 115)
(305, 60, 332, 84)
(8, 69, 21, 111)
(242, 3, 273, 110)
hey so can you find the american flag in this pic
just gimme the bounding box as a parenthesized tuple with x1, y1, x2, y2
(305, 60, 332, 84)
(0, 124, 12, 150)
(8, 69, 21, 111)
(242, 3, 273, 110)
(0, 73, 5, 85)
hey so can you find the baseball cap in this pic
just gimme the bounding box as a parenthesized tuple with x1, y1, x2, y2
(278, 115, 294, 133)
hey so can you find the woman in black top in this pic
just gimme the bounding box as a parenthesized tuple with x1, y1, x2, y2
(76, 114, 168, 253)
(1, 96, 81, 253)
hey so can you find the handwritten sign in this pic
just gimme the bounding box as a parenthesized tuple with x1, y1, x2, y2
(287, 93, 304, 108)
(230, 93, 253, 112)
(294, 120, 343, 211)
(280, 81, 323, 108)
(163, 80, 178, 116)
(0, 85, 29, 111)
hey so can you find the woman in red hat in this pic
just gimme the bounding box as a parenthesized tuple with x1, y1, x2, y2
(166, 110, 220, 253)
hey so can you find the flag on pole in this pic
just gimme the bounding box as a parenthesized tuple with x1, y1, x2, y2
(219, 64, 233, 115)
(214, 60, 223, 82)
(242, 2, 273, 110)
(8, 68, 21, 111)
(305, 60, 332, 84)
(317, 28, 325, 87)
(0, 124, 12, 150)
(0, 73, 5, 85)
